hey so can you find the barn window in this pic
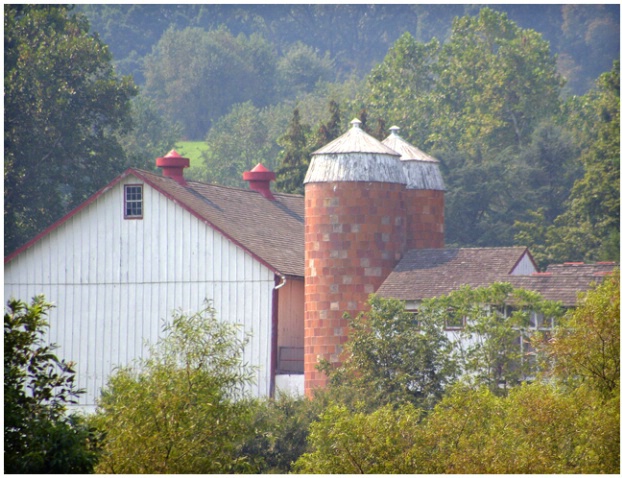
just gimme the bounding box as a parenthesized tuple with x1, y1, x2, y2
(124, 184, 143, 219)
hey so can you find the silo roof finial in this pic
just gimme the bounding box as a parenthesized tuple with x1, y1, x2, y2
(350, 118, 362, 128)
(389, 125, 400, 136)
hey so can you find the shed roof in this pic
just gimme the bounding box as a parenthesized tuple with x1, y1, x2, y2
(377, 247, 532, 301)
(376, 247, 615, 306)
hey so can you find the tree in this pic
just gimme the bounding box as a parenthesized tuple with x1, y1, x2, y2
(296, 379, 618, 474)
(275, 108, 312, 194)
(294, 403, 423, 474)
(143, 26, 278, 139)
(362, 8, 567, 249)
(365, 32, 440, 148)
(4, 5, 138, 256)
(425, 283, 564, 394)
(277, 41, 335, 97)
(89, 301, 259, 473)
(4, 296, 100, 473)
(240, 394, 321, 474)
(431, 8, 562, 155)
(201, 101, 281, 187)
(542, 270, 620, 399)
(119, 93, 183, 172)
(515, 62, 620, 264)
(321, 295, 457, 411)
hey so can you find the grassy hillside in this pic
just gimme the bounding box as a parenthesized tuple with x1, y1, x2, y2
(175, 141, 209, 180)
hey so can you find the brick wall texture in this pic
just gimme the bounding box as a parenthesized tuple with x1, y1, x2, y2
(405, 189, 445, 249)
(304, 181, 406, 394)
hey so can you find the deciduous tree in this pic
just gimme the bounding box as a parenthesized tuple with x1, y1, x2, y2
(4, 296, 100, 473)
(90, 302, 258, 473)
(4, 5, 137, 256)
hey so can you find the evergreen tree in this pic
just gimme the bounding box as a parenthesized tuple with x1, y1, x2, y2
(275, 108, 311, 195)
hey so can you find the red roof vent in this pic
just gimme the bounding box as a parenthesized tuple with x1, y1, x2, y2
(243, 163, 276, 200)
(156, 150, 190, 186)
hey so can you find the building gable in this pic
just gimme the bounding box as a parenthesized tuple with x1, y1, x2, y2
(4, 173, 278, 408)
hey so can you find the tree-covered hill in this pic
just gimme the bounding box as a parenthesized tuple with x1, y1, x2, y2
(78, 4, 618, 95)
(5, 5, 618, 266)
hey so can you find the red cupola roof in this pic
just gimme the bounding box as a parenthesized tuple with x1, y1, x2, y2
(243, 163, 276, 200)
(156, 150, 190, 185)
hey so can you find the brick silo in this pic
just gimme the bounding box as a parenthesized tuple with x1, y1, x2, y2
(303, 119, 407, 395)
(383, 126, 445, 250)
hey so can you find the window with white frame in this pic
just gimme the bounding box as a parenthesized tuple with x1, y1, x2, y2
(124, 184, 143, 219)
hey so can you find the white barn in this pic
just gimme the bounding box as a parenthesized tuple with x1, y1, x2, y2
(6, 125, 616, 408)
(4, 153, 306, 411)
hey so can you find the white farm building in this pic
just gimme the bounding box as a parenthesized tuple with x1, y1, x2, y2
(5, 122, 615, 411)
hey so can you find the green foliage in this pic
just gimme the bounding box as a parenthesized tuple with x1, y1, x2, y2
(432, 8, 562, 154)
(275, 108, 312, 194)
(516, 62, 620, 265)
(4, 296, 100, 473)
(294, 403, 423, 474)
(143, 26, 278, 139)
(79, 5, 617, 96)
(201, 102, 282, 187)
(277, 41, 335, 97)
(543, 270, 620, 398)
(366, 32, 440, 148)
(297, 382, 619, 474)
(90, 301, 258, 473)
(240, 394, 321, 473)
(323, 295, 456, 410)
(4, 5, 138, 256)
(119, 93, 183, 172)
(426, 283, 564, 394)
(295, 278, 619, 474)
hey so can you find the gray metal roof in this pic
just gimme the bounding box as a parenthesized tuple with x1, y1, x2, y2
(382, 126, 445, 191)
(305, 119, 407, 184)
(312, 119, 401, 156)
(382, 126, 439, 163)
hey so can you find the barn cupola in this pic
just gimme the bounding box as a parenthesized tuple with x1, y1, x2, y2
(243, 163, 276, 200)
(156, 150, 190, 186)
(382, 126, 445, 249)
(303, 118, 407, 396)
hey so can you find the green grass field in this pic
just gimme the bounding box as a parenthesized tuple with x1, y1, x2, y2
(174, 141, 209, 179)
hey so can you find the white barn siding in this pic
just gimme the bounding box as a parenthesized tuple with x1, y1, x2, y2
(510, 253, 538, 276)
(4, 177, 275, 410)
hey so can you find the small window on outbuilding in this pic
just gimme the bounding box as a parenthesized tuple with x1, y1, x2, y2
(124, 184, 143, 219)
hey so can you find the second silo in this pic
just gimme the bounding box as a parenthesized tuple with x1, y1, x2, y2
(303, 119, 407, 395)
(383, 126, 445, 249)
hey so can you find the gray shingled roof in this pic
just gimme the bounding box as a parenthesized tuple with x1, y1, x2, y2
(377, 247, 531, 300)
(135, 169, 305, 277)
(377, 247, 616, 306)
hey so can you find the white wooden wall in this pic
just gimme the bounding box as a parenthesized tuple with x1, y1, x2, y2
(4, 176, 275, 410)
